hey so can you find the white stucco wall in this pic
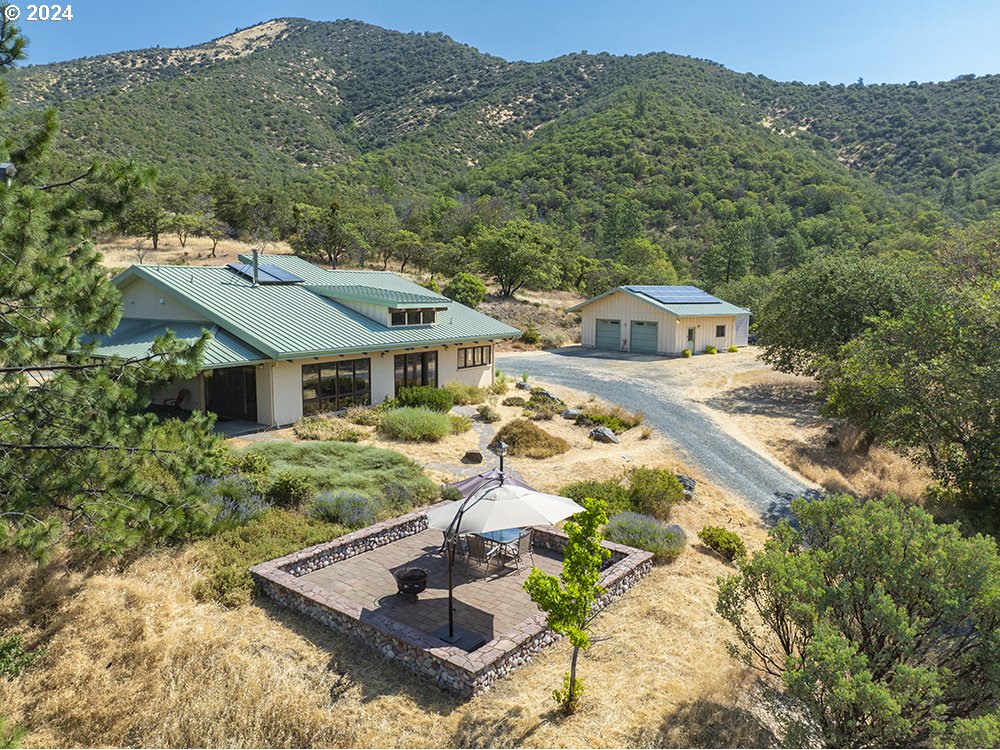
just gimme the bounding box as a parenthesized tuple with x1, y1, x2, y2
(578, 290, 741, 354)
(258, 342, 498, 426)
(119, 277, 205, 321)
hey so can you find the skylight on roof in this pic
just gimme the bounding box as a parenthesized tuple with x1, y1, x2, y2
(226, 263, 304, 285)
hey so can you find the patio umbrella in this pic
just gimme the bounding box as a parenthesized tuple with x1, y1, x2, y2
(426, 474, 584, 643)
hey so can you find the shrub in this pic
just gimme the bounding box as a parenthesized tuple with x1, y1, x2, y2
(604, 513, 687, 562)
(520, 322, 540, 345)
(310, 491, 379, 529)
(443, 272, 486, 309)
(541, 333, 565, 349)
(575, 403, 644, 434)
(377, 407, 453, 442)
(450, 414, 473, 434)
(477, 404, 501, 423)
(521, 373, 529, 382)
(488, 378, 509, 395)
(196, 474, 268, 528)
(344, 405, 381, 426)
(293, 415, 362, 442)
(489, 419, 569, 459)
(503, 396, 526, 407)
(728, 345, 739, 353)
(559, 479, 632, 516)
(627, 466, 686, 520)
(698, 526, 747, 562)
(192, 509, 344, 606)
(266, 470, 314, 509)
(442, 381, 487, 405)
(705, 344, 718, 354)
(681, 348, 692, 358)
(440, 485, 465, 501)
(0, 633, 43, 679)
(225, 450, 271, 493)
(244, 441, 437, 502)
(640, 426, 654, 440)
(396, 385, 453, 412)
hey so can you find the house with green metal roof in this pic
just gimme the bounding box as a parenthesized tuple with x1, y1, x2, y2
(568, 285, 750, 356)
(91, 254, 520, 426)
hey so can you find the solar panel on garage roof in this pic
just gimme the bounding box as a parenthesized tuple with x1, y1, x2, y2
(626, 285, 721, 304)
(226, 263, 304, 284)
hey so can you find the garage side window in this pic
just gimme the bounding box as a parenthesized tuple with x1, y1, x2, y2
(715, 324, 726, 338)
(458, 345, 492, 369)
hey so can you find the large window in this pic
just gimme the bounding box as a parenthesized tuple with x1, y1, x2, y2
(394, 351, 437, 393)
(302, 358, 371, 416)
(458, 345, 492, 369)
(390, 309, 436, 326)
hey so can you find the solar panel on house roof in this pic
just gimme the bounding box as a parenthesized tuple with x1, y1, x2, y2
(226, 263, 304, 285)
(626, 285, 721, 305)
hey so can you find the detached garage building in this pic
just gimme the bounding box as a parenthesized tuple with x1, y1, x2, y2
(569, 285, 750, 355)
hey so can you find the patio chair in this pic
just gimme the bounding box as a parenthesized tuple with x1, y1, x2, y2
(163, 388, 190, 411)
(464, 535, 500, 573)
(503, 530, 535, 572)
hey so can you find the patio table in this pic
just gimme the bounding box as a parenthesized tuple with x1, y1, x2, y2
(475, 528, 523, 545)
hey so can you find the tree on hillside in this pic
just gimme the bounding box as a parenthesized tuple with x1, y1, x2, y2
(121, 186, 169, 250)
(753, 254, 915, 376)
(442, 272, 486, 309)
(700, 222, 751, 289)
(474, 219, 559, 297)
(524, 497, 610, 714)
(717, 494, 1000, 748)
(289, 201, 359, 268)
(598, 198, 643, 256)
(0, 13, 220, 555)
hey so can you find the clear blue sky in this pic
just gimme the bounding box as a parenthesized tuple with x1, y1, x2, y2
(13, 0, 1000, 84)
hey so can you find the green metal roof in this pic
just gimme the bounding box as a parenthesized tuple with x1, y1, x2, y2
(307, 284, 446, 309)
(568, 285, 750, 318)
(88, 318, 268, 368)
(103, 256, 520, 363)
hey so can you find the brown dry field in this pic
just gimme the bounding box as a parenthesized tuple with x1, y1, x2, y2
(684, 354, 930, 502)
(0, 379, 782, 749)
(96, 234, 295, 271)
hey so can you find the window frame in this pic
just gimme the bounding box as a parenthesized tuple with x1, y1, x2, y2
(394, 351, 438, 392)
(389, 308, 436, 327)
(301, 357, 371, 416)
(457, 344, 493, 370)
(715, 324, 727, 338)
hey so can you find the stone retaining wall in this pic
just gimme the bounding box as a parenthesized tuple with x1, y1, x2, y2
(251, 511, 654, 699)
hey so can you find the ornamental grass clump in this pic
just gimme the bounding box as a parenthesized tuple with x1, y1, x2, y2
(309, 491, 379, 529)
(377, 407, 453, 442)
(293, 415, 363, 442)
(575, 403, 644, 434)
(476, 404, 501, 423)
(603, 512, 687, 562)
(443, 381, 488, 405)
(489, 419, 569, 459)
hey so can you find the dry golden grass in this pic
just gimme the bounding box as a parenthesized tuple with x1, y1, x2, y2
(95, 234, 294, 270)
(0, 381, 774, 748)
(700, 367, 930, 502)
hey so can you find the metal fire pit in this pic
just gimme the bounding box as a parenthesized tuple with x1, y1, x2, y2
(393, 566, 429, 601)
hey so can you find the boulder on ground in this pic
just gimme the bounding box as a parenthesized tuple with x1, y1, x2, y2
(462, 450, 483, 464)
(515, 381, 532, 390)
(561, 408, 581, 420)
(589, 426, 619, 444)
(676, 473, 696, 499)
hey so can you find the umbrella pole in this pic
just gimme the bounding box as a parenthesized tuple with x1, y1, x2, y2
(448, 539, 455, 639)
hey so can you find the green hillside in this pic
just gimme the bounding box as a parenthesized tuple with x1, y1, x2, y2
(3, 16, 998, 287)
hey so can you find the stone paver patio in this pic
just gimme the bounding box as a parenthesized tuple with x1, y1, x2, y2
(300, 528, 563, 643)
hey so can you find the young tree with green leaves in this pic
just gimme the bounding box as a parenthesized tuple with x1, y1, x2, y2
(289, 200, 359, 268)
(523, 496, 610, 713)
(0, 12, 221, 555)
(717, 494, 1000, 748)
(474, 219, 559, 297)
(442, 272, 486, 309)
(700, 221, 752, 289)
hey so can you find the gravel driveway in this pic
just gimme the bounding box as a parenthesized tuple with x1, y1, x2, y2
(497, 347, 815, 524)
